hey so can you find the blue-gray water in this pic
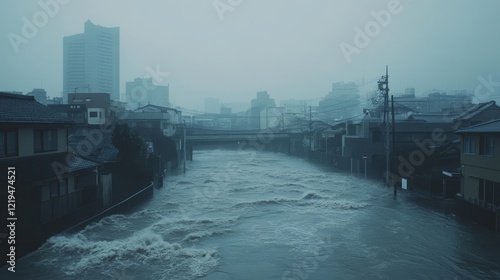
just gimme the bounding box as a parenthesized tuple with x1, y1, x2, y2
(3, 149, 500, 279)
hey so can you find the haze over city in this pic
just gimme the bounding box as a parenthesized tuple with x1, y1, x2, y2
(4, 1, 500, 278)
(2, 0, 500, 110)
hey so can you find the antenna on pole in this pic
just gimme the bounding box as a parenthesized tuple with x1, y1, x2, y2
(378, 66, 390, 187)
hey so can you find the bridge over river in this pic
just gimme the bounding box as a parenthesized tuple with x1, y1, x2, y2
(183, 128, 303, 160)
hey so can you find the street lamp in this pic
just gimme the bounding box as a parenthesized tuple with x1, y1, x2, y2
(362, 154, 368, 179)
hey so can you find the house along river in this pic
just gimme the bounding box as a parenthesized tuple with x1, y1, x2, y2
(2, 149, 500, 279)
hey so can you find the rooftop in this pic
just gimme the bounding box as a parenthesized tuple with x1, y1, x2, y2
(456, 119, 500, 134)
(136, 104, 180, 113)
(453, 101, 498, 121)
(0, 92, 71, 124)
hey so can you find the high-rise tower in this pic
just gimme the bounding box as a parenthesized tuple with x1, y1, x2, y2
(63, 20, 119, 102)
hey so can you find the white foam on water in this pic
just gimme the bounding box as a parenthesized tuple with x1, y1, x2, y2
(80, 214, 130, 233)
(232, 197, 296, 208)
(43, 227, 218, 277)
(299, 199, 370, 210)
(183, 229, 232, 243)
(301, 191, 325, 200)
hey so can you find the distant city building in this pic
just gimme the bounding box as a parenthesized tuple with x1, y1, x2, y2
(220, 106, 232, 115)
(260, 107, 284, 130)
(204, 97, 220, 114)
(27, 88, 47, 105)
(125, 78, 169, 109)
(46, 97, 63, 105)
(280, 99, 307, 115)
(63, 20, 120, 103)
(124, 104, 182, 138)
(222, 102, 249, 113)
(404, 88, 415, 95)
(319, 82, 361, 122)
(68, 93, 110, 125)
(394, 91, 473, 113)
(250, 91, 276, 129)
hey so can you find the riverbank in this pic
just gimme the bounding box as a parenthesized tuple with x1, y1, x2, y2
(0, 183, 154, 268)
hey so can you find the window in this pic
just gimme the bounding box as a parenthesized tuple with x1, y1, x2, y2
(485, 180, 494, 204)
(49, 180, 60, 198)
(0, 130, 18, 157)
(89, 111, 98, 118)
(34, 129, 58, 153)
(59, 178, 68, 196)
(479, 179, 496, 205)
(479, 136, 494, 156)
(462, 135, 476, 155)
(494, 181, 500, 207)
(40, 185, 50, 202)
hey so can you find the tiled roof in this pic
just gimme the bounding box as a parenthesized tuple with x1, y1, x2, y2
(0, 92, 71, 124)
(456, 119, 500, 134)
(407, 113, 454, 123)
(68, 127, 119, 163)
(136, 104, 179, 113)
(453, 101, 498, 121)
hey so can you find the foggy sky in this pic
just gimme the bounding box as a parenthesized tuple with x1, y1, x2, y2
(1, 0, 500, 111)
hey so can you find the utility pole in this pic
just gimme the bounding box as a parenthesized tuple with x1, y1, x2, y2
(183, 125, 186, 174)
(391, 95, 396, 195)
(309, 105, 312, 152)
(378, 66, 390, 186)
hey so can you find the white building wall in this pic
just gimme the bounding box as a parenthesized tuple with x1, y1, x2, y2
(87, 108, 106, 125)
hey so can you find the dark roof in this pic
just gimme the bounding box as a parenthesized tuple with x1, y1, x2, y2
(407, 113, 453, 123)
(453, 101, 498, 121)
(68, 127, 119, 163)
(0, 92, 71, 124)
(0, 153, 98, 183)
(136, 104, 180, 113)
(456, 119, 500, 134)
